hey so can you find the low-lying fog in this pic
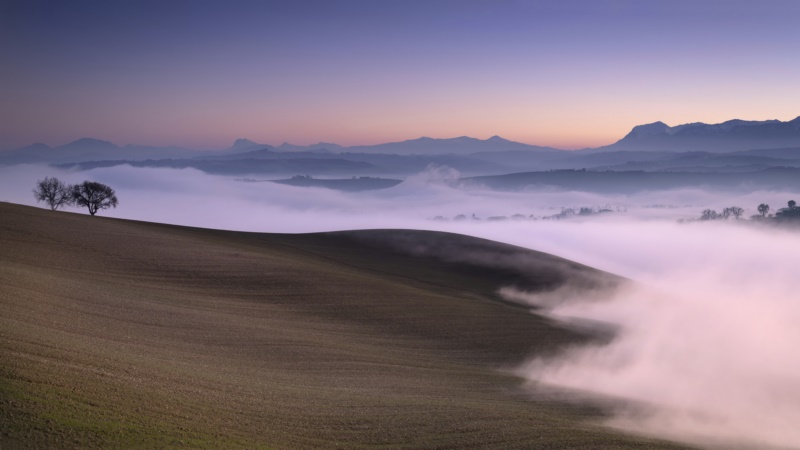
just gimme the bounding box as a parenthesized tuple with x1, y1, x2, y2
(3, 164, 799, 448)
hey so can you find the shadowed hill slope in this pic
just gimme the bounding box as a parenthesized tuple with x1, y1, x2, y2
(0, 202, 685, 449)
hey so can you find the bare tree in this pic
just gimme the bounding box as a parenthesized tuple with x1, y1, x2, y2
(729, 206, 744, 220)
(700, 209, 719, 221)
(72, 181, 118, 216)
(790, 200, 797, 209)
(721, 208, 732, 220)
(757, 203, 770, 217)
(33, 177, 73, 210)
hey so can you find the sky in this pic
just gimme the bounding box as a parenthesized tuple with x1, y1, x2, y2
(1, 0, 799, 150)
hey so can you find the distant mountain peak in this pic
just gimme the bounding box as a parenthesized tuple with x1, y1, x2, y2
(487, 135, 509, 142)
(22, 142, 50, 150)
(623, 122, 671, 139)
(232, 138, 259, 149)
(58, 138, 118, 150)
(608, 116, 800, 153)
(316, 142, 342, 148)
(67, 137, 115, 146)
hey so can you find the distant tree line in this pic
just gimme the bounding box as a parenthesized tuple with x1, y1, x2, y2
(686, 200, 798, 223)
(698, 206, 744, 221)
(429, 205, 619, 222)
(33, 177, 118, 216)
(748, 200, 799, 220)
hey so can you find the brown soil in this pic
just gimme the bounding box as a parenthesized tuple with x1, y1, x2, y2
(0, 202, 687, 449)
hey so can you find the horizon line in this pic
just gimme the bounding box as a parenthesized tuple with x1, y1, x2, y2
(5, 113, 799, 153)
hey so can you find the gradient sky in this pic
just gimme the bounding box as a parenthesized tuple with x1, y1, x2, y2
(1, 0, 799, 150)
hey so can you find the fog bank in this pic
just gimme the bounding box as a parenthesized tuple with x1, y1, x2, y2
(2, 164, 795, 234)
(507, 220, 800, 448)
(3, 164, 800, 447)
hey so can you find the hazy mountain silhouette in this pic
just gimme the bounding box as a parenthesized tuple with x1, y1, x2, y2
(277, 142, 340, 153)
(224, 136, 556, 156)
(230, 138, 267, 152)
(344, 135, 560, 155)
(4, 115, 800, 169)
(63, 157, 378, 176)
(462, 167, 800, 194)
(595, 116, 800, 153)
(0, 138, 203, 164)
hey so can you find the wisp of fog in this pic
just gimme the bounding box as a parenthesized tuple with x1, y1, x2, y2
(507, 222, 800, 449)
(2, 164, 799, 448)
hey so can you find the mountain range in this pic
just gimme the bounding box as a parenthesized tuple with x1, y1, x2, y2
(595, 116, 800, 153)
(225, 116, 800, 155)
(3, 116, 800, 171)
(222, 135, 560, 157)
(0, 138, 205, 165)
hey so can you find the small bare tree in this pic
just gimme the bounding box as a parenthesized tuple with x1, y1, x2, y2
(33, 177, 73, 210)
(722, 206, 743, 220)
(72, 181, 118, 216)
(700, 209, 719, 221)
(757, 203, 770, 217)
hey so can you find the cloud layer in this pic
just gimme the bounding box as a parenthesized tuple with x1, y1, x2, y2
(4, 164, 800, 447)
(508, 220, 800, 448)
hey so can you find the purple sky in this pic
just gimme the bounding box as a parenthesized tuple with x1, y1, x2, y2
(1, 0, 799, 150)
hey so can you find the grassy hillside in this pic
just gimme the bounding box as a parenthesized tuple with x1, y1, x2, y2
(0, 202, 686, 448)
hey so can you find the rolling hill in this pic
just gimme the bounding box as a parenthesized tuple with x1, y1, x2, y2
(0, 203, 686, 448)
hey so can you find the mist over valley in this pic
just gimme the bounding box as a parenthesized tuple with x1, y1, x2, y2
(4, 1, 800, 448)
(4, 118, 800, 449)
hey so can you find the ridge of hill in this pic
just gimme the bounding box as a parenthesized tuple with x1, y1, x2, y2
(0, 203, 684, 448)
